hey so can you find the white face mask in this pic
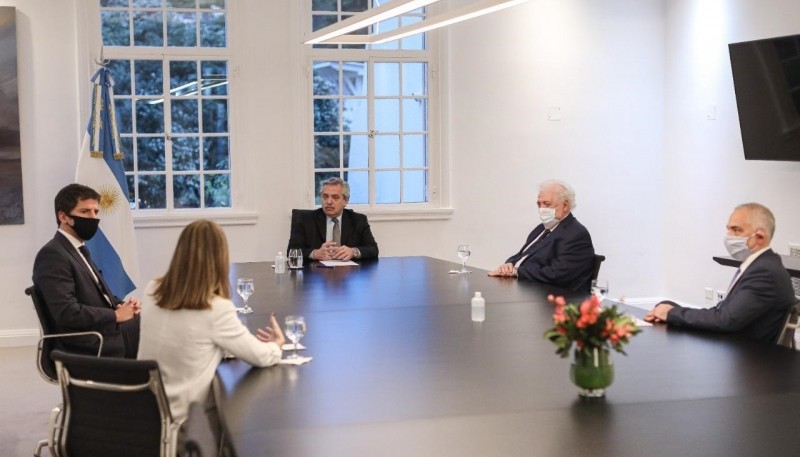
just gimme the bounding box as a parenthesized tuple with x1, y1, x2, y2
(539, 207, 557, 229)
(724, 234, 754, 261)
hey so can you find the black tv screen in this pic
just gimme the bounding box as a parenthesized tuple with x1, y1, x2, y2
(729, 34, 800, 161)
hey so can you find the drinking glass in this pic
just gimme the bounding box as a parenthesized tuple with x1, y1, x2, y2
(592, 280, 609, 300)
(288, 249, 304, 269)
(284, 315, 306, 359)
(236, 278, 254, 314)
(457, 244, 471, 274)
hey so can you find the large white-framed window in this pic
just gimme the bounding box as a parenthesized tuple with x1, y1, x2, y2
(91, 0, 235, 213)
(305, 0, 447, 215)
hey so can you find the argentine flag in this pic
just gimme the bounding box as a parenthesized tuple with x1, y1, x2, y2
(75, 66, 139, 298)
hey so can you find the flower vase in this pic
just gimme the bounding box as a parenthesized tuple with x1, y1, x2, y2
(570, 347, 614, 397)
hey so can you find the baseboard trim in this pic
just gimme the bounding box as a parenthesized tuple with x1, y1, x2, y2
(0, 329, 39, 348)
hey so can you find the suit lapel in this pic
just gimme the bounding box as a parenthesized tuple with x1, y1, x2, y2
(315, 210, 327, 242)
(54, 232, 110, 303)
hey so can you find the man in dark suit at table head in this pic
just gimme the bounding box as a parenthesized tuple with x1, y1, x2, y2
(32, 183, 141, 358)
(288, 177, 379, 262)
(488, 179, 595, 292)
(645, 203, 795, 343)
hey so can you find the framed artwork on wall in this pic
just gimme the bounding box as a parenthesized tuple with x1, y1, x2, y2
(0, 7, 22, 225)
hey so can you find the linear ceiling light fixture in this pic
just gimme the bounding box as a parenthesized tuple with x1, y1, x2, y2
(317, 0, 532, 45)
(304, 0, 443, 45)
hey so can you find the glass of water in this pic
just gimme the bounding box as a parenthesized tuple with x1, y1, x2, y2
(288, 249, 303, 269)
(284, 315, 306, 359)
(236, 278, 254, 314)
(457, 244, 471, 274)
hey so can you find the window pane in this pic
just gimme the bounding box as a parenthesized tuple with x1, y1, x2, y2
(343, 61, 367, 95)
(403, 170, 426, 202)
(172, 136, 199, 171)
(402, 62, 426, 96)
(374, 99, 399, 132)
(199, 0, 224, 8)
(375, 135, 400, 168)
(401, 15, 425, 50)
(109, 60, 132, 96)
(403, 99, 426, 132)
(136, 100, 165, 133)
(168, 12, 197, 47)
(171, 99, 199, 132)
(345, 134, 368, 168)
(170, 60, 198, 95)
(133, 0, 162, 6)
(312, 14, 337, 32)
(174, 175, 201, 208)
(314, 171, 339, 205)
(126, 175, 136, 207)
(204, 174, 230, 207)
(374, 63, 400, 96)
(167, 0, 195, 7)
(375, 171, 400, 204)
(201, 61, 228, 95)
(372, 18, 399, 51)
(343, 99, 367, 132)
(342, 0, 368, 12)
(202, 99, 228, 133)
(116, 99, 133, 133)
(314, 99, 339, 132)
(102, 0, 129, 6)
(134, 60, 163, 96)
(199, 12, 226, 47)
(314, 135, 339, 168)
(203, 137, 229, 170)
(138, 175, 166, 209)
(403, 134, 426, 167)
(121, 137, 134, 171)
(102, 11, 130, 46)
(133, 11, 164, 46)
(137, 137, 166, 170)
(313, 62, 339, 95)
(312, 0, 337, 11)
(344, 170, 368, 204)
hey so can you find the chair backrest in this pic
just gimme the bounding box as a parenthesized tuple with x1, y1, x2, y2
(51, 349, 174, 457)
(591, 254, 606, 282)
(776, 300, 800, 349)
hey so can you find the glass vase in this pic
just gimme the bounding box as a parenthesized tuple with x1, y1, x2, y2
(570, 347, 614, 397)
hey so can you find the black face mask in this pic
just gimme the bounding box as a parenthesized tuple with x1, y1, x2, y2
(68, 215, 100, 241)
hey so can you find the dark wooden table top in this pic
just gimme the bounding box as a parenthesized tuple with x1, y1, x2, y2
(218, 256, 800, 457)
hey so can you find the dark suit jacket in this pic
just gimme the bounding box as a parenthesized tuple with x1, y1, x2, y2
(667, 249, 796, 343)
(288, 208, 379, 261)
(32, 232, 132, 357)
(505, 213, 595, 292)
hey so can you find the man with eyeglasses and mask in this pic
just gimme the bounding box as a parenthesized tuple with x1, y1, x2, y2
(645, 203, 795, 344)
(32, 183, 140, 358)
(488, 179, 595, 292)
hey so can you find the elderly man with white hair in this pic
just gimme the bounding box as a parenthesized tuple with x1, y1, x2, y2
(645, 203, 795, 343)
(489, 179, 595, 292)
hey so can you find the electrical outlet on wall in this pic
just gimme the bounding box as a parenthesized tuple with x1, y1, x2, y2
(715, 290, 725, 304)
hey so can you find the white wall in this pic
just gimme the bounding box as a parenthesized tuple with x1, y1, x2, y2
(663, 0, 800, 304)
(3, 0, 799, 346)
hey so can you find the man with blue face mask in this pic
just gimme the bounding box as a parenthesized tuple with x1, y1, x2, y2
(645, 203, 795, 343)
(32, 183, 141, 358)
(488, 180, 595, 292)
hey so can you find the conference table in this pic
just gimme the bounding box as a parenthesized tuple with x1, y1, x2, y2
(217, 256, 800, 457)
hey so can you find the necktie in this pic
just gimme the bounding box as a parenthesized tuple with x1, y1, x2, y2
(332, 217, 341, 245)
(78, 245, 115, 307)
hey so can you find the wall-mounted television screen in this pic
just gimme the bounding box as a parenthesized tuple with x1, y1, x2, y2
(729, 33, 800, 161)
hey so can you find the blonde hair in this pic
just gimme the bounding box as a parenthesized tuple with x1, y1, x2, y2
(153, 219, 231, 310)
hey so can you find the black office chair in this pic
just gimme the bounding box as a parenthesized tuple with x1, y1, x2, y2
(27, 285, 103, 457)
(776, 300, 800, 349)
(590, 254, 606, 283)
(50, 349, 178, 457)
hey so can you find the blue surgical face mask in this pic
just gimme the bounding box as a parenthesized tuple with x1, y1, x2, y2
(723, 234, 755, 261)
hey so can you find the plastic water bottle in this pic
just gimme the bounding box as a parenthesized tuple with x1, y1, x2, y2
(471, 291, 485, 322)
(275, 251, 286, 274)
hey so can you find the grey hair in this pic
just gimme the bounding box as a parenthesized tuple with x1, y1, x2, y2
(539, 179, 576, 210)
(319, 177, 350, 200)
(736, 202, 775, 239)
